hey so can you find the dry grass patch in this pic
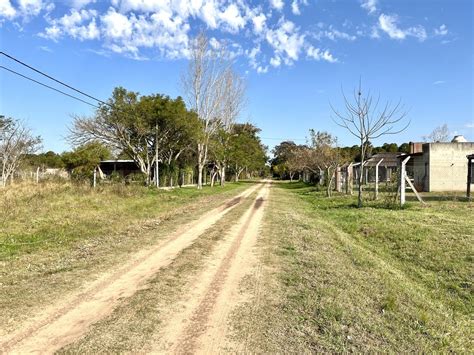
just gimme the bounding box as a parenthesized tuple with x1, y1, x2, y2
(0, 181, 251, 333)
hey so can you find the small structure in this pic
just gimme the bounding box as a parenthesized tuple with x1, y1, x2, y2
(99, 160, 141, 178)
(467, 154, 474, 200)
(364, 152, 401, 183)
(407, 137, 474, 192)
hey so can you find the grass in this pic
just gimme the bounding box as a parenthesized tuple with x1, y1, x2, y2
(0, 180, 250, 333)
(233, 181, 472, 352)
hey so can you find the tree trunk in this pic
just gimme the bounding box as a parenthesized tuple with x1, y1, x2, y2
(211, 171, 218, 187)
(197, 143, 204, 189)
(358, 140, 366, 208)
(326, 167, 333, 197)
(220, 166, 226, 186)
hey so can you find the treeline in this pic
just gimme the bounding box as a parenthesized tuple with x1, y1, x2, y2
(271, 132, 410, 181)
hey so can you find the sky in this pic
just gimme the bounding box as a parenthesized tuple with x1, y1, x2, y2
(0, 0, 473, 154)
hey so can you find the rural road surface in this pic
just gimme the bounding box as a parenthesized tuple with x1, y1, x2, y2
(1, 181, 269, 354)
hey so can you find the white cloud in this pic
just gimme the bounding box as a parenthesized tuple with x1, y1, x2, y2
(3, 0, 350, 69)
(378, 13, 427, 41)
(1, 0, 54, 20)
(465, 122, 474, 129)
(101, 7, 132, 39)
(270, 0, 284, 11)
(265, 19, 305, 64)
(251, 12, 266, 34)
(0, 0, 16, 19)
(38, 45, 52, 52)
(434, 24, 448, 36)
(100, 7, 191, 58)
(307, 46, 337, 63)
(312, 26, 357, 41)
(291, 0, 300, 15)
(270, 56, 281, 67)
(41, 8, 100, 41)
(219, 3, 245, 33)
(361, 0, 377, 14)
(433, 80, 446, 85)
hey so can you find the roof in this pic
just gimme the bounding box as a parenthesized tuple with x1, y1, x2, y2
(100, 159, 135, 163)
(364, 152, 403, 167)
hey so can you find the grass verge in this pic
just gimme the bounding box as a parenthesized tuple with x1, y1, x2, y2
(232, 181, 472, 352)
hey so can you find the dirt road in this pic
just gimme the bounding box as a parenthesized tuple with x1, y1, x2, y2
(155, 182, 269, 354)
(1, 182, 268, 354)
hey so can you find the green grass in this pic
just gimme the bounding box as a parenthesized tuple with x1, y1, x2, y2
(0, 181, 247, 258)
(0, 180, 250, 333)
(234, 181, 472, 352)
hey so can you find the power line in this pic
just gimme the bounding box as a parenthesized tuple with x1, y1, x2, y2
(0, 65, 100, 109)
(261, 137, 307, 142)
(0, 51, 108, 106)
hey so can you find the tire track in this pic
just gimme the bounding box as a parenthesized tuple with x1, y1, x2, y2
(155, 182, 270, 354)
(1, 183, 262, 354)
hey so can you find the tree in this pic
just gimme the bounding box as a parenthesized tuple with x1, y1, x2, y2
(182, 33, 244, 189)
(331, 82, 409, 207)
(271, 141, 298, 179)
(423, 124, 450, 142)
(24, 151, 65, 169)
(285, 145, 307, 182)
(62, 142, 111, 180)
(227, 123, 267, 181)
(70, 87, 199, 186)
(0, 117, 42, 187)
(306, 130, 348, 197)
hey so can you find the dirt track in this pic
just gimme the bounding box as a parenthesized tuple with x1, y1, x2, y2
(1, 182, 266, 354)
(156, 182, 269, 354)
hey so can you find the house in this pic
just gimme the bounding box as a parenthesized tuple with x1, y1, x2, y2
(407, 136, 474, 192)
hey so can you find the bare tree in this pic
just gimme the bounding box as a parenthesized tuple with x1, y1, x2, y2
(423, 123, 450, 142)
(331, 82, 409, 207)
(182, 33, 242, 189)
(215, 69, 246, 186)
(0, 117, 42, 187)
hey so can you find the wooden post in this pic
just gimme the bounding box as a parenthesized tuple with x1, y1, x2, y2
(335, 166, 341, 192)
(375, 159, 384, 200)
(93, 167, 97, 189)
(346, 163, 353, 195)
(36, 167, 40, 184)
(400, 156, 410, 206)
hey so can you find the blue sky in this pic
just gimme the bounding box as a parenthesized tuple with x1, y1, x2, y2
(0, 0, 473, 153)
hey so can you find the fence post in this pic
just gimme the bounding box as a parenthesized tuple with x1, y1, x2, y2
(375, 158, 384, 200)
(346, 163, 353, 195)
(400, 156, 411, 206)
(93, 167, 97, 189)
(36, 167, 40, 184)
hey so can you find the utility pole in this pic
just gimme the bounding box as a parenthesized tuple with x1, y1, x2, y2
(155, 122, 159, 188)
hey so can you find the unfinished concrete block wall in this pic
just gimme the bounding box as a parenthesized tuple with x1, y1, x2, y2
(428, 143, 474, 192)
